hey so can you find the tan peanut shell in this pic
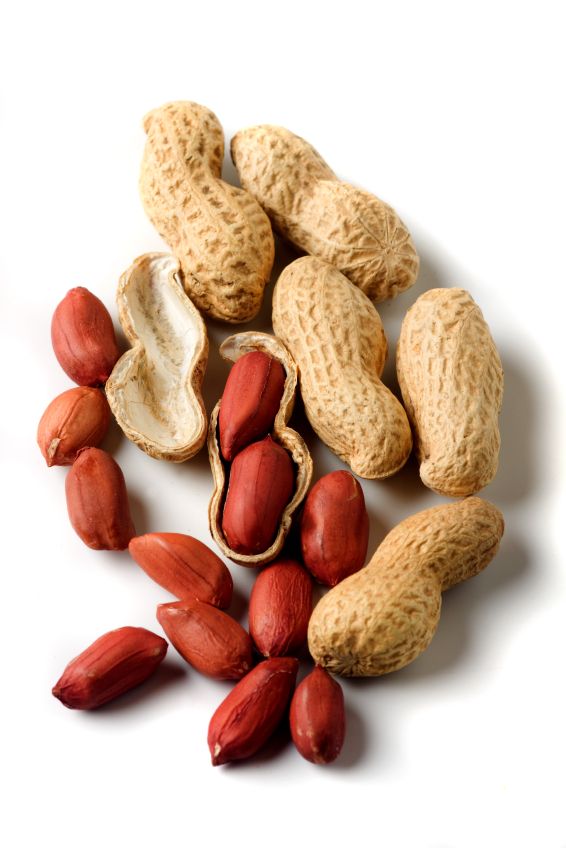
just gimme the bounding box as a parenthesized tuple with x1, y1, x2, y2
(397, 288, 504, 496)
(308, 497, 504, 677)
(140, 101, 275, 323)
(231, 124, 419, 302)
(272, 257, 412, 479)
(208, 332, 313, 566)
(106, 253, 208, 462)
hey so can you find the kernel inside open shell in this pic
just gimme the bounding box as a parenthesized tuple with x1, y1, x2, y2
(208, 332, 313, 566)
(106, 253, 208, 462)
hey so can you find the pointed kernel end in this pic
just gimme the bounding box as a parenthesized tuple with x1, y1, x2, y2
(219, 434, 235, 463)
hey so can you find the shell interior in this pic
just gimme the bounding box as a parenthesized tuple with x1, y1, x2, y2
(106, 253, 208, 461)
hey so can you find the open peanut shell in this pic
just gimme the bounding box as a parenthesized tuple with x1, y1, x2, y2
(208, 332, 313, 566)
(106, 253, 208, 461)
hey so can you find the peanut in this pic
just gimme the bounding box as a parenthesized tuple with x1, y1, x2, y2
(272, 257, 412, 478)
(157, 599, 252, 680)
(65, 447, 135, 550)
(221, 436, 294, 555)
(289, 666, 345, 764)
(308, 498, 504, 676)
(140, 101, 275, 323)
(397, 288, 504, 496)
(248, 559, 312, 657)
(300, 471, 369, 586)
(208, 657, 299, 765)
(52, 627, 167, 709)
(128, 533, 233, 608)
(208, 331, 312, 567)
(105, 253, 208, 462)
(37, 387, 110, 467)
(219, 351, 286, 461)
(51, 287, 120, 386)
(231, 124, 419, 301)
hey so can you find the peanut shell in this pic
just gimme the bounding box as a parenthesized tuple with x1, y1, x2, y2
(208, 332, 313, 566)
(396, 287, 504, 496)
(231, 124, 419, 301)
(105, 253, 208, 462)
(272, 257, 412, 479)
(308, 498, 504, 677)
(140, 101, 274, 323)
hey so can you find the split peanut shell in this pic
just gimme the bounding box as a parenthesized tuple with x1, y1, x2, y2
(208, 332, 313, 566)
(106, 253, 208, 461)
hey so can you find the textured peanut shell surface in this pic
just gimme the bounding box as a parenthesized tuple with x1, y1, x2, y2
(272, 256, 412, 479)
(208, 332, 313, 566)
(397, 288, 504, 496)
(308, 498, 504, 677)
(140, 101, 274, 323)
(231, 124, 419, 302)
(106, 253, 208, 462)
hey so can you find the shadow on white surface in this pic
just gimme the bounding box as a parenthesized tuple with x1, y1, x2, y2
(127, 488, 153, 537)
(218, 722, 294, 770)
(392, 534, 533, 682)
(63, 190, 541, 778)
(80, 659, 189, 717)
(226, 583, 249, 625)
(331, 700, 368, 769)
(483, 350, 539, 507)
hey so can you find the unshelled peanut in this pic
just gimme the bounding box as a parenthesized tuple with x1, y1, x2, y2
(397, 287, 504, 496)
(140, 102, 274, 323)
(308, 498, 504, 676)
(272, 257, 412, 478)
(231, 124, 419, 301)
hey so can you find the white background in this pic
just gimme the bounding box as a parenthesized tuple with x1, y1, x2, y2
(1, 2, 565, 846)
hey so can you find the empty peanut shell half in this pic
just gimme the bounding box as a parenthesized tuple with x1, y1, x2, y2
(106, 253, 208, 461)
(208, 332, 313, 566)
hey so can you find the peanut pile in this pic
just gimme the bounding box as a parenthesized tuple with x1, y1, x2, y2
(40, 100, 504, 767)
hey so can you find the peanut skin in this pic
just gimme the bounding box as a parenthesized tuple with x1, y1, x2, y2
(208, 658, 299, 765)
(51, 287, 120, 386)
(65, 447, 135, 550)
(52, 627, 167, 709)
(129, 533, 233, 608)
(208, 331, 313, 567)
(157, 599, 252, 680)
(219, 351, 286, 461)
(222, 436, 295, 555)
(289, 666, 345, 764)
(308, 498, 504, 676)
(248, 559, 312, 657)
(37, 387, 110, 466)
(300, 471, 369, 586)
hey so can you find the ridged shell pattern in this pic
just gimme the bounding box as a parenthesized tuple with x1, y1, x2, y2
(396, 288, 504, 496)
(231, 125, 419, 302)
(272, 256, 412, 479)
(308, 498, 504, 676)
(140, 101, 275, 323)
